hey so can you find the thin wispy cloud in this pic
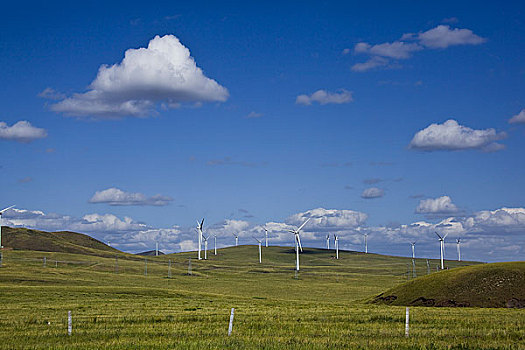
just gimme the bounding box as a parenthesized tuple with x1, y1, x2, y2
(409, 119, 506, 152)
(89, 188, 173, 206)
(296, 89, 353, 105)
(48, 35, 229, 119)
(352, 25, 486, 72)
(206, 156, 262, 167)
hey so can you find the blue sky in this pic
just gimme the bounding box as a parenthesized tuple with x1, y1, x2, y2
(1, 1, 524, 262)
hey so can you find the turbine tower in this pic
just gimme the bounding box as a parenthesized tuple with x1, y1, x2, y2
(435, 232, 448, 270)
(364, 234, 368, 254)
(456, 238, 461, 262)
(232, 233, 239, 247)
(288, 218, 311, 271)
(334, 234, 339, 259)
(196, 218, 204, 260)
(155, 242, 159, 256)
(410, 242, 416, 259)
(326, 234, 330, 250)
(202, 235, 209, 260)
(0, 206, 15, 249)
(253, 237, 262, 263)
(214, 234, 217, 255)
(263, 228, 269, 248)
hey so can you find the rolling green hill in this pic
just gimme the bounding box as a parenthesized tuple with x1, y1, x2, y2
(372, 261, 525, 308)
(1, 226, 124, 257)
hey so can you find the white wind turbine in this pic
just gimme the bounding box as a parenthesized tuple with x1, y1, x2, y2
(202, 235, 209, 260)
(435, 232, 448, 270)
(456, 238, 461, 262)
(253, 236, 262, 263)
(0, 205, 15, 249)
(364, 233, 368, 254)
(196, 218, 204, 260)
(410, 242, 416, 259)
(334, 234, 339, 259)
(326, 234, 330, 250)
(288, 218, 311, 271)
(232, 232, 239, 247)
(214, 234, 217, 255)
(263, 228, 269, 248)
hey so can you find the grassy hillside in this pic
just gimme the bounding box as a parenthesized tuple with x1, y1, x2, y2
(1, 226, 124, 258)
(0, 245, 522, 349)
(373, 261, 525, 308)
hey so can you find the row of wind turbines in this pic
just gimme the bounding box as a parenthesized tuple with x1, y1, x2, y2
(193, 217, 464, 272)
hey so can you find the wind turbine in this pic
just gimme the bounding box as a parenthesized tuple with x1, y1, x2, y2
(288, 218, 311, 271)
(232, 232, 239, 247)
(410, 242, 416, 259)
(202, 235, 209, 260)
(456, 238, 461, 262)
(253, 236, 262, 263)
(155, 242, 159, 256)
(326, 234, 330, 250)
(435, 232, 448, 270)
(0, 205, 15, 249)
(364, 234, 368, 254)
(334, 234, 339, 259)
(196, 218, 204, 260)
(214, 234, 217, 255)
(263, 228, 269, 248)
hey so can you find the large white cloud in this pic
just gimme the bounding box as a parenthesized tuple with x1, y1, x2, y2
(509, 109, 525, 124)
(89, 188, 173, 206)
(49, 35, 229, 119)
(296, 89, 353, 106)
(409, 119, 506, 152)
(416, 196, 459, 215)
(0, 121, 47, 143)
(352, 25, 485, 72)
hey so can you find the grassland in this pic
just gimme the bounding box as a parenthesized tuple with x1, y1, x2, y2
(0, 244, 523, 349)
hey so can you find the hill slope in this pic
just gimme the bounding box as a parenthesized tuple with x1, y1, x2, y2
(1, 226, 124, 257)
(373, 261, 525, 308)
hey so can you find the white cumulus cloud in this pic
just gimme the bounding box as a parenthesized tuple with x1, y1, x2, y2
(296, 89, 353, 105)
(0, 121, 47, 143)
(409, 119, 506, 152)
(89, 188, 173, 206)
(416, 196, 459, 215)
(417, 25, 486, 49)
(49, 35, 229, 119)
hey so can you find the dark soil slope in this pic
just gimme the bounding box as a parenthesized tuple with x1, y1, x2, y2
(372, 261, 525, 308)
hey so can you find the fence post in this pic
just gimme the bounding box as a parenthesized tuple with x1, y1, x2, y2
(228, 308, 235, 336)
(405, 307, 409, 337)
(68, 311, 72, 336)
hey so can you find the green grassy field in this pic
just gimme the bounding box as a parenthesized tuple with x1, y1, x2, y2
(0, 245, 523, 349)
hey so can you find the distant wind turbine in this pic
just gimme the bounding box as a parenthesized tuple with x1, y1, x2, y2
(202, 235, 209, 260)
(326, 234, 330, 250)
(410, 242, 416, 259)
(288, 218, 311, 271)
(196, 218, 204, 260)
(334, 234, 339, 259)
(456, 238, 461, 262)
(263, 228, 269, 248)
(435, 232, 448, 270)
(0, 205, 15, 249)
(253, 236, 262, 263)
(155, 242, 159, 256)
(364, 234, 368, 254)
(232, 233, 239, 247)
(214, 234, 217, 255)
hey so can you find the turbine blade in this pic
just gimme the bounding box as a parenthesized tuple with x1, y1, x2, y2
(297, 217, 311, 232)
(0, 205, 15, 214)
(435, 232, 442, 239)
(443, 232, 449, 239)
